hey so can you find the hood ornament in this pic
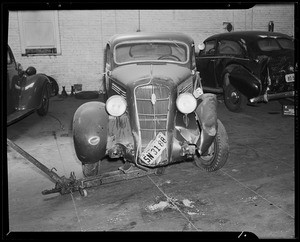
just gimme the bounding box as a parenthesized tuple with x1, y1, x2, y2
(151, 93, 156, 105)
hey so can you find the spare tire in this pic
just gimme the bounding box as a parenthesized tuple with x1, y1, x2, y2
(75, 91, 99, 99)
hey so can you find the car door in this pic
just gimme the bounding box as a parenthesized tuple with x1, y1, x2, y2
(214, 38, 248, 85)
(196, 39, 218, 88)
(7, 46, 21, 115)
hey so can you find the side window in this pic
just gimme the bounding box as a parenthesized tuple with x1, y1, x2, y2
(200, 40, 216, 56)
(218, 40, 243, 56)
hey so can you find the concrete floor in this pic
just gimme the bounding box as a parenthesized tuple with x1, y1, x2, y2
(6, 94, 295, 238)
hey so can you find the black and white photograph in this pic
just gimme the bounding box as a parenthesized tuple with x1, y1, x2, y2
(2, 2, 298, 238)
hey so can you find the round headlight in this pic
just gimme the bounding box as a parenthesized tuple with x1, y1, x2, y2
(106, 95, 127, 117)
(176, 93, 197, 114)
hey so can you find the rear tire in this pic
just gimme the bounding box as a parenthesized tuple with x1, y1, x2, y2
(194, 119, 229, 172)
(223, 74, 247, 112)
(37, 83, 50, 116)
(82, 162, 100, 177)
(47, 76, 59, 96)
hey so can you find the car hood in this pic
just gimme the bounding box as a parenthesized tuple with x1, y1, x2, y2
(110, 63, 192, 86)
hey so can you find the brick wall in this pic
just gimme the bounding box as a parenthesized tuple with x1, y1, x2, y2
(8, 4, 295, 93)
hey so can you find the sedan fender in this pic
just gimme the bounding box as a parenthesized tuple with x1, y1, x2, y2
(229, 66, 261, 99)
(18, 74, 51, 110)
(195, 93, 218, 155)
(73, 101, 109, 164)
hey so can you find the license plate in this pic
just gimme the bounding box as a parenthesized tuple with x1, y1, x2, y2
(285, 73, 294, 83)
(140, 132, 167, 165)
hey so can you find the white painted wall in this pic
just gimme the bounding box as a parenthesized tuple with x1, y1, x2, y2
(8, 4, 295, 92)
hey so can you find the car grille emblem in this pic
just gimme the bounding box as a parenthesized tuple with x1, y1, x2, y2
(151, 93, 156, 105)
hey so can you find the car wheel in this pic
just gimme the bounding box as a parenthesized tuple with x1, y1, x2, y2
(47, 76, 59, 96)
(82, 161, 100, 177)
(223, 79, 248, 112)
(155, 166, 166, 176)
(194, 119, 229, 172)
(37, 83, 50, 116)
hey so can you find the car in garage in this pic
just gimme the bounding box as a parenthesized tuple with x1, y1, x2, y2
(73, 32, 229, 177)
(196, 31, 295, 112)
(7, 45, 52, 125)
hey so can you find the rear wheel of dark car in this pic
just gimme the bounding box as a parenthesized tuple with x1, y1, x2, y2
(194, 119, 229, 172)
(37, 83, 50, 116)
(82, 161, 100, 177)
(47, 76, 59, 96)
(223, 81, 248, 112)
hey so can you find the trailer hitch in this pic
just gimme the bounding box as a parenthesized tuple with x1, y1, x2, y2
(7, 138, 156, 197)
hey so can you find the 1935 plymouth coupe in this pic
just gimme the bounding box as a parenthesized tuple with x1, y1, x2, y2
(196, 31, 295, 112)
(73, 32, 229, 177)
(7, 45, 52, 125)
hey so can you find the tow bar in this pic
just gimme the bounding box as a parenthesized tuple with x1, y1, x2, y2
(7, 138, 156, 197)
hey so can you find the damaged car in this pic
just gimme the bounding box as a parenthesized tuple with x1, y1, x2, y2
(73, 32, 229, 178)
(7, 45, 52, 125)
(196, 31, 295, 112)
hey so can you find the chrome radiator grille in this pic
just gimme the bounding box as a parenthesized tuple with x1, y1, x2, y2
(135, 83, 170, 149)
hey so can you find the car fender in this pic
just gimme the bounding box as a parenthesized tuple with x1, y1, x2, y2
(73, 101, 109, 164)
(195, 93, 218, 155)
(18, 74, 51, 110)
(226, 65, 261, 99)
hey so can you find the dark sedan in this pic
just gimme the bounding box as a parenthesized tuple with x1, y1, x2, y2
(196, 31, 295, 112)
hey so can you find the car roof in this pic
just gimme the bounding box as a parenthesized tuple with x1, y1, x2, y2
(204, 31, 293, 42)
(108, 32, 194, 47)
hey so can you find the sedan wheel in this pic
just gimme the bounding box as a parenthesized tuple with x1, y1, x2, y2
(82, 161, 100, 177)
(37, 84, 50, 116)
(223, 82, 248, 112)
(194, 120, 229, 172)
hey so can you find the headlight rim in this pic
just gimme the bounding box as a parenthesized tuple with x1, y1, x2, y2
(176, 92, 197, 114)
(105, 94, 127, 117)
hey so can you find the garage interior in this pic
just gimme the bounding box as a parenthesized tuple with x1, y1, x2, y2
(6, 95, 295, 237)
(4, 3, 297, 239)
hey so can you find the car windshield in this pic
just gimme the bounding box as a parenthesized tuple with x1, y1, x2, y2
(114, 41, 188, 64)
(257, 37, 294, 51)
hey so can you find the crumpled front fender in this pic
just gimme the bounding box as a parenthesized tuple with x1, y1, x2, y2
(73, 101, 109, 164)
(195, 93, 218, 155)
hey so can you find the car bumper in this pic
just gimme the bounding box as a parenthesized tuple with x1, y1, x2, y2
(249, 91, 295, 103)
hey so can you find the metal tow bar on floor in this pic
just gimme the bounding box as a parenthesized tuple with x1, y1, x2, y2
(7, 138, 156, 197)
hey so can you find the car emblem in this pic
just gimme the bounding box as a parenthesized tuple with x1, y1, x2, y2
(151, 93, 156, 105)
(88, 136, 100, 146)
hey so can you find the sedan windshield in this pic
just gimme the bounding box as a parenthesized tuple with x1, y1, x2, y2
(257, 37, 294, 51)
(114, 41, 188, 64)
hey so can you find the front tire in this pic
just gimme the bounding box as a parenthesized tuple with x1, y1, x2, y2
(194, 119, 229, 172)
(82, 161, 100, 177)
(223, 74, 247, 112)
(37, 83, 50, 116)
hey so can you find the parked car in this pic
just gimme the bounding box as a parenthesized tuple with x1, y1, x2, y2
(196, 31, 295, 112)
(73, 32, 229, 177)
(7, 45, 52, 125)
